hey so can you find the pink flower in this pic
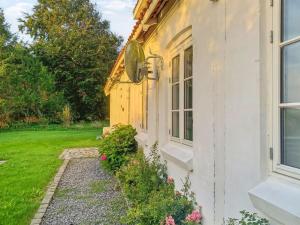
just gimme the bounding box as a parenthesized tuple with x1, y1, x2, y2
(185, 210, 202, 223)
(165, 216, 176, 225)
(167, 176, 174, 184)
(100, 154, 107, 161)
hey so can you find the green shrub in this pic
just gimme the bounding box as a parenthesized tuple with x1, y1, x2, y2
(227, 211, 269, 225)
(62, 105, 72, 127)
(117, 143, 201, 225)
(122, 177, 198, 225)
(99, 124, 137, 172)
(117, 142, 168, 204)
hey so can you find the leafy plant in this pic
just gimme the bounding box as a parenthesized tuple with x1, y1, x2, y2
(122, 176, 199, 225)
(62, 105, 72, 127)
(117, 142, 168, 204)
(99, 124, 137, 172)
(19, 0, 123, 120)
(117, 143, 202, 225)
(227, 211, 269, 225)
(0, 44, 65, 126)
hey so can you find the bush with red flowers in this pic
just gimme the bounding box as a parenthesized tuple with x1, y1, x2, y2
(99, 124, 137, 172)
(117, 143, 202, 225)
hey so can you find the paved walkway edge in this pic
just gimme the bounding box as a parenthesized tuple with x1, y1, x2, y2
(30, 159, 70, 225)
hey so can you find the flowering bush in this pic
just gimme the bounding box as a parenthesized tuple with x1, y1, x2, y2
(122, 176, 200, 225)
(184, 210, 202, 224)
(116, 142, 168, 204)
(99, 124, 137, 172)
(226, 211, 269, 225)
(100, 154, 107, 161)
(118, 143, 202, 225)
(165, 216, 176, 225)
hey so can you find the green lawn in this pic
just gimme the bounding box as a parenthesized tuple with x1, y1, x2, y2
(0, 126, 103, 225)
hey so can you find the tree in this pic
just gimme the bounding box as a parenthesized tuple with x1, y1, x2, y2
(0, 8, 15, 62)
(0, 8, 13, 45)
(0, 44, 64, 124)
(20, 0, 123, 120)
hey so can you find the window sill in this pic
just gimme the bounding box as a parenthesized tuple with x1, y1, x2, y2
(160, 143, 193, 171)
(249, 176, 300, 225)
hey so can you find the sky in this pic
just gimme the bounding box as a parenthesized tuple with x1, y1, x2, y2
(0, 0, 136, 42)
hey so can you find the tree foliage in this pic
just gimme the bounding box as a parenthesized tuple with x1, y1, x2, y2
(0, 9, 64, 126)
(0, 44, 64, 124)
(20, 0, 123, 120)
(0, 9, 15, 63)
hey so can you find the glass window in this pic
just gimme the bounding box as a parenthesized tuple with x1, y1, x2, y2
(280, 1, 300, 169)
(184, 111, 193, 141)
(170, 46, 193, 142)
(184, 47, 193, 78)
(171, 55, 180, 138)
(281, 108, 300, 169)
(172, 111, 180, 138)
(184, 47, 193, 141)
(281, 0, 300, 41)
(281, 42, 300, 103)
(184, 79, 193, 109)
(172, 84, 180, 110)
(172, 56, 180, 83)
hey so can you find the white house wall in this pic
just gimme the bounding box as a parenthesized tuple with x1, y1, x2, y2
(109, 0, 275, 224)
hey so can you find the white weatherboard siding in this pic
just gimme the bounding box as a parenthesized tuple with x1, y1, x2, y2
(107, 0, 300, 224)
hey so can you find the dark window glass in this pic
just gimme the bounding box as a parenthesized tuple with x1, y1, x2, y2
(172, 111, 180, 138)
(184, 79, 192, 109)
(172, 84, 179, 110)
(281, 108, 300, 169)
(184, 111, 193, 141)
(172, 55, 180, 83)
(184, 47, 193, 78)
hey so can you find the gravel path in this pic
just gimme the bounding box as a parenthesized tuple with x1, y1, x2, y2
(41, 158, 127, 225)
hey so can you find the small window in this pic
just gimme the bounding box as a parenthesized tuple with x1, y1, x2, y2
(171, 55, 180, 138)
(170, 46, 193, 143)
(277, 1, 300, 169)
(184, 47, 193, 141)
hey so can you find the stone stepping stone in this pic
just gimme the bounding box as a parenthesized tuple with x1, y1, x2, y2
(59, 147, 99, 160)
(0, 161, 6, 165)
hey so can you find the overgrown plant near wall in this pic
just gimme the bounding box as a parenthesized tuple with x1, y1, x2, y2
(117, 143, 202, 225)
(99, 124, 137, 172)
(116, 142, 168, 204)
(226, 211, 270, 225)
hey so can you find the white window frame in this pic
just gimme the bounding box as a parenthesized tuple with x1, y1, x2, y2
(272, 0, 300, 179)
(168, 38, 193, 146)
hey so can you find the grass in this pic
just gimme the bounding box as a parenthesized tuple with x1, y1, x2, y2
(90, 180, 110, 194)
(0, 124, 103, 225)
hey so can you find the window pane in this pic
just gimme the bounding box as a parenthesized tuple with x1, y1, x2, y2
(184, 111, 193, 141)
(281, 108, 300, 169)
(184, 47, 193, 78)
(172, 111, 179, 138)
(172, 84, 179, 110)
(172, 55, 180, 83)
(282, 0, 300, 41)
(184, 79, 192, 109)
(281, 42, 300, 103)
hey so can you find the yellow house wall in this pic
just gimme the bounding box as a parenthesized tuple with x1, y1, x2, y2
(109, 72, 144, 129)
